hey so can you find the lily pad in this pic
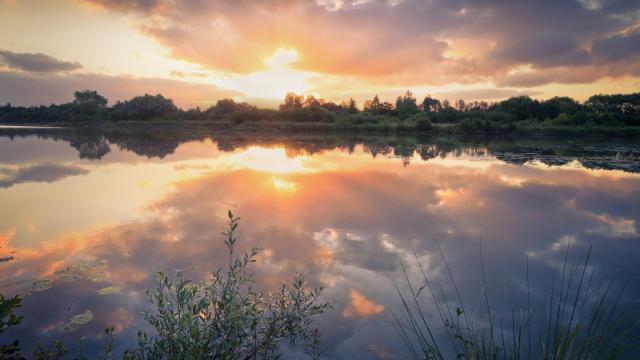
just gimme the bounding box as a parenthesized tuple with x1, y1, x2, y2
(31, 279, 52, 292)
(54, 268, 79, 281)
(98, 286, 121, 295)
(54, 261, 109, 283)
(60, 310, 93, 332)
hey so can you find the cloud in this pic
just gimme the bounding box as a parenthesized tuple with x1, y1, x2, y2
(0, 163, 88, 188)
(0, 70, 241, 108)
(493, 33, 592, 68)
(592, 30, 640, 61)
(0, 49, 82, 73)
(342, 289, 384, 318)
(81, 0, 640, 87)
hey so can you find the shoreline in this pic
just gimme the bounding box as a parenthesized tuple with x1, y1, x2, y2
(2, 120, 640, 138)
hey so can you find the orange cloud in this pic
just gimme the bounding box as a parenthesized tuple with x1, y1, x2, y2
(343, 289, 384, 318)
(80, 0, 640, 89)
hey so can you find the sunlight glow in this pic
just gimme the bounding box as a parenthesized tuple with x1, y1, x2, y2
(265, 48, 299, 69)
(221, 48, 313, 100)
(228, 147, 307, 173)
(271, 177, 298, 193)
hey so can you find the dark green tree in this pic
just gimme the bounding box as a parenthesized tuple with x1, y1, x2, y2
(72, 90, 107, 115)
(395, 90, 419, 117)
(279, 92, 304, 110)
(421, 95, 442, 113)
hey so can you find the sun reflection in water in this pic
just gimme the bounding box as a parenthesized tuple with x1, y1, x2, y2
(271, 177, 298, 193)
(229, 147, 306, 174)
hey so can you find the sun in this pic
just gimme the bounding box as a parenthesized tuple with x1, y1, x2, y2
(222, 48, 313, 101)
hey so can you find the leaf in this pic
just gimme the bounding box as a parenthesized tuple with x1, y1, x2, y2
(59, 310, 93, 332)
(98, 286, 121, 295)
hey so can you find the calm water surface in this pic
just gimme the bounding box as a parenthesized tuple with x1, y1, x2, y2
(1, 129, 639, 358)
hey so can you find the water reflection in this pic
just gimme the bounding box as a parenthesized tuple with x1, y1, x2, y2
(0, 128, 639, 358)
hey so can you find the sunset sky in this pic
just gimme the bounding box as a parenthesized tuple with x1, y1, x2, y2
(1, 0, 639, 108)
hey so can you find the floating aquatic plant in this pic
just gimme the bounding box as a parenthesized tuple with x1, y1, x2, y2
(59, 310, 93, 332)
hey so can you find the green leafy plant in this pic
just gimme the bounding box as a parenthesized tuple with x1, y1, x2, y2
(122, 211, 330, 359)
(0, 294, 23, 359)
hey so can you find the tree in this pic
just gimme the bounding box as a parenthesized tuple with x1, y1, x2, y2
(495, 96, 540, 120)
(111, 94, 177, 120)
(279, 92, 304, 111)
(364, 95, 381, 113)
(586, 93, 640, 115)
(340, 98, 358, 114)
(421, 95, 442, 113)
(395, 90, 419, 117)
(304, 95, 322, 107)
(72, 90, 107, 115)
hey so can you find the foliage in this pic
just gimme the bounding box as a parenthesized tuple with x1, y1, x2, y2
(586, 93, 640, 115)
(121, 211, 330, 359)
(395, 90, 420, 118)
(281, 106, 337, 123)
(408, 112, 433, 131)
(0, 212, 329, 359)
(280, 92, 305, 111)
(421, 96, 442, 113)
(2, 89, 640, 136)
(111, 94, 178, 120)
(0, 294, 23, 359)
(364, 95, 396, 116)
(73, 90, 108, 116)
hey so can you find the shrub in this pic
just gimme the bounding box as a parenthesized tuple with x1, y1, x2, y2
(408, 113, 433, 131)
(123, 211, 330, 359)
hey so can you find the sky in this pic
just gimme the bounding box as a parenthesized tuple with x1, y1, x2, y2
(0, 0, 639, 108)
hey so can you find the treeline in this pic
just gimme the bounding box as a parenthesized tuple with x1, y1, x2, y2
(1, 90, 640, 134)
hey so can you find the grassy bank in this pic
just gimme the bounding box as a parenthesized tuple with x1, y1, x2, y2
(4, 117, 640, 138)
(3, 91, 640, 138)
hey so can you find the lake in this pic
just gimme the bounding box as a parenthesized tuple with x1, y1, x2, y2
(1, 128, 639, 359)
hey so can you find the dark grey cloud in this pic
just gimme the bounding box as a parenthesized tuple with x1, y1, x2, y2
(592, 31, 640, 61)
(0, 70, 241, 108)
(0, 163, 88, 188)
(0, 49, 82, 73)
(494, 33, 592, 68)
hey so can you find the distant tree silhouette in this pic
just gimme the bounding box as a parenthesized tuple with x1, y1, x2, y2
(73, 90, 107, 115)
(364, 95, 381, 113)
(586, 93, 640, 115)
(340, 98, 358, 114)
(280, 92, 304, 110)
(111, 94, 177, 120)
(395, 90, 419, 117)
(421, 95, 442, 113)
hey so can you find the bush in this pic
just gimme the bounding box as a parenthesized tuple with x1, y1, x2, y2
(408, 113, 433, 131)
(281, 106, 337, 123)
(343, 112, 391, 125)
(124, 211, 330, 359)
